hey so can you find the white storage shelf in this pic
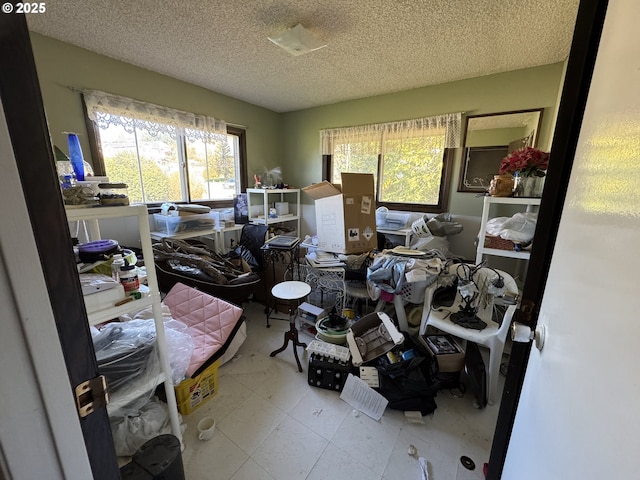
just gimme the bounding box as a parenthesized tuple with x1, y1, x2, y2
(65, 205, 182, 445)
(246, 188, 300, 234)
(475, 196, 541, 264)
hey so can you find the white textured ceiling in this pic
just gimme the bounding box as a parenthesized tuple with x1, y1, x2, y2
(27, 0, 580, 113)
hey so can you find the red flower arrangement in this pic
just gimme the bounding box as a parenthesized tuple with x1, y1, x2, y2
(498, 147, 550, 177)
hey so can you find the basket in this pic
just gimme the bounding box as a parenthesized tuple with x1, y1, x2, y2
(411, 215, 432, 239)
(483, 234, 516, 251)
(400, 279, 431, 304)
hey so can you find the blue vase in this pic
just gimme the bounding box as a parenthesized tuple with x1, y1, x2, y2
(67, 133, 85, 181)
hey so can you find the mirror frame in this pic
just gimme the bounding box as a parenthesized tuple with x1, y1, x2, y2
(457, 109, 543, 193)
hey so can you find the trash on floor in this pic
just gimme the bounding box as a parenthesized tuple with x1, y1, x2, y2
(339, 373, 388, 421)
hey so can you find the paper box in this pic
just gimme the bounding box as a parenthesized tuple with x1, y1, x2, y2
(303, 173, 377, 254)
(174, 359, 220, 415)
(421, 334, 465, 373)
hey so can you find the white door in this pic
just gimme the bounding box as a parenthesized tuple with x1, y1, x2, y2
(503, 0, 640, 478)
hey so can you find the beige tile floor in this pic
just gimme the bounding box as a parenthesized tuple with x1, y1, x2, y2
(180, 301, 502, 480)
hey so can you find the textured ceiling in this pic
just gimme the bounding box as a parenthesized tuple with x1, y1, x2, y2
(27, 0, 580, 113)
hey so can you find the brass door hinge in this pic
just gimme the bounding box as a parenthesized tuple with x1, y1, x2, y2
(75, 375, 109, 418)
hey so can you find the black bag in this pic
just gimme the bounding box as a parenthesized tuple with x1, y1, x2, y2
(376, 335, 440, 416)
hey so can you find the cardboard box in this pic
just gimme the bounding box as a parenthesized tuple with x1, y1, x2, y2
(422, 334, 465, 373)
(174, 359, 220, 415)
(303, 173, 377, 254)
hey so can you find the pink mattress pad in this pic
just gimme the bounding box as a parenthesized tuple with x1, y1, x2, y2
(163, 282, 244, 377)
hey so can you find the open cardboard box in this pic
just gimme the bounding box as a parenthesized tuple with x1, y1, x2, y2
(346, 312, 404, 367)
(303, 173, 377, 254)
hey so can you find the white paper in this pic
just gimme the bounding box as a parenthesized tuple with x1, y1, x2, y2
(340, 373, 388, 421)
(359, 366, 380, 388)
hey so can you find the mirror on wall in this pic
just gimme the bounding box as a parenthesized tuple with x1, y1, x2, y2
(457, 109, 543, 193)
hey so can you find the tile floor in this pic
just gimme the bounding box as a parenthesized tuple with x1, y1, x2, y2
(181, 301, 503, 480)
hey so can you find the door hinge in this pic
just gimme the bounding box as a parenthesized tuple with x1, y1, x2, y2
(516, 298, 536, 325)
(75, 375, 109, 418)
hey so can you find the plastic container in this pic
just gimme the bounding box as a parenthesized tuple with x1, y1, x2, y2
(98, 183, 130, 206)
(153, 212, 216, 235)
(120, 261, 140, 297)
(111, 254, 125, 282)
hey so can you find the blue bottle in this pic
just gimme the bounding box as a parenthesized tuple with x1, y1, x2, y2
(67, 133, 85, 181)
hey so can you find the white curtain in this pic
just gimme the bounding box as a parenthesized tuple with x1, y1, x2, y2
(320, 112, 462, 155)
(83, 90, 227, 142)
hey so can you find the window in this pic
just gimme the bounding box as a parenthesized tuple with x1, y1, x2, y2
(321, 113, 461, 212)
(83, 90, 245, 206)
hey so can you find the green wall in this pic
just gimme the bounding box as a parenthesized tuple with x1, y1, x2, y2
(281, 63, 564, 217)
(29, 33, 283, 184)
(467, 127, 526, 147)
(31, 31, 563, 221)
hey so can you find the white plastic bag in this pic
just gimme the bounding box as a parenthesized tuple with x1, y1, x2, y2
(119, 304, 195, 385)
(499, 212, 537, 243)
(485, 212, 538, 244)
(110, 396, 170, 457)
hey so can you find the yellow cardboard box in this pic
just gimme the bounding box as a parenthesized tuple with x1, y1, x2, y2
(174, 359, 220, 415)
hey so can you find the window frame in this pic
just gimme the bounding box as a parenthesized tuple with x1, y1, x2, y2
(83, 107, 247, 209)
(322, 147, 453, 214)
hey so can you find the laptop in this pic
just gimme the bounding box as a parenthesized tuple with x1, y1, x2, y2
(263, 235, 300, 249)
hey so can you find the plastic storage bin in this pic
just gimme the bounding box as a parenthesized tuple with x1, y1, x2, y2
(98, 182, 130, 206)
(153, 212, 216, 235)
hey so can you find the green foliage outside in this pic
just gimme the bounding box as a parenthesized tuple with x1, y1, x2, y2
(104, 150, 204, 203)
(332, 136, 445, 205)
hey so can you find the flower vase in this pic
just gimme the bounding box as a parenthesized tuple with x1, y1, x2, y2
(513, 174, 545, 197)
(67, 133, 85, 182)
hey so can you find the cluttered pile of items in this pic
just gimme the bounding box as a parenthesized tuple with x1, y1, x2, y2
(297, 173, 513, 417)
(301, 255, 518, 420)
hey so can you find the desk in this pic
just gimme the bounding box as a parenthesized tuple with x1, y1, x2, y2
(261, 238, 302, 327)
(150, 225, 243, 254)
(213, 224, 243, 253)
(377, 227, 412, 247)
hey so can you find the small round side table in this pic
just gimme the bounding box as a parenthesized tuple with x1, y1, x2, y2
(269, 280, 311, 372)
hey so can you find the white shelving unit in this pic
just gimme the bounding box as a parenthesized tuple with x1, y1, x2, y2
(475, 196, 541, 264)
(65, 205, 182, 444)
(246, 188, 300, 235)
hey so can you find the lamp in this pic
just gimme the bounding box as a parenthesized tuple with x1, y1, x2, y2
(268, 24, 327, 56)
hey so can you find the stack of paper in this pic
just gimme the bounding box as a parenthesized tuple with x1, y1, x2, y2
(306, 250, 345, 268)
(80, 273, 120, 295)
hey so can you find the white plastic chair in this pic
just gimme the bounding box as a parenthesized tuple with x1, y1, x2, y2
(419, 263, 518, 405)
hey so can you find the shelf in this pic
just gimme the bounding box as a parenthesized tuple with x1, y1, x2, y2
(479, 197, 541, 206)
(65, 204, 148, 221)
(475, 196, 540, 264)
(246, 188, 301, 234)
(85, 285, 153, 326)
(249, 215, 300, 225)
(477, 248, 531, 260)
(65, 205, 182, 446)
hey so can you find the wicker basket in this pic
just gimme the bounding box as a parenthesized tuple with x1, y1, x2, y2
(483, 234, 517, 251)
